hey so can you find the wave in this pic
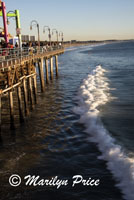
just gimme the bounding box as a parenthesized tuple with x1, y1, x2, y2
(65, 47, 78, 52)
(73, 65, 134, 200)
(65, 43, 106, 52)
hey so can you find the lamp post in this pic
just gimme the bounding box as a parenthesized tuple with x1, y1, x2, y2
(59, 31, 64, 45)
(7, 10, 22, 48)
(52, 29, 58, 45)
(7, 11, 15, 25)
(30, 20, 40, 48)
(43, 26, 51, 46)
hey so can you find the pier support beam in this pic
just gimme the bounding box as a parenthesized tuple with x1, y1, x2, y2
(45, 59, 49, 84)
(9, 91, 15, 129)
(33, 73, 37, 104)
(29, 76, 34, 110)
(55, 55, 58, 77)
(23, 78, 29, 116)
(17, 86, 24, 122)
(0, 95, 1, 132)
(38, 59, 45, 92)
(50, 57, 53, 80)
(7, 71, 15, 129)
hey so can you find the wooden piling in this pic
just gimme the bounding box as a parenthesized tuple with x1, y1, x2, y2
(38, 59, 45, 92)
(45, 59, 49, 84)
(17, 86, 24, 122)
(55, 55, 58, 77)
(33, 73, 37, 104)
(0, 94, 1, 132)
(9, 90, 15, 129)
(26, 62, 30, 102)
(29, 76, 34, 110)
(23, 78, 29, 116)
(50, 57, 53, 80)
(7, 70, 15, 129)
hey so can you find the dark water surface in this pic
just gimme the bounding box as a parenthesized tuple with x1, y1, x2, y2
(0, 41, 134, 200)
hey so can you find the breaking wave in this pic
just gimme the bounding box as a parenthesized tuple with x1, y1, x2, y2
(73, 65, 134, 200)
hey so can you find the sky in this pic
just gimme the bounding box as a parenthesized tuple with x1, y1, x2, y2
(1, 0, 134, 41)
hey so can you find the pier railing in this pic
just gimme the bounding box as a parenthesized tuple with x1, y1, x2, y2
(0, 45, 63, 62)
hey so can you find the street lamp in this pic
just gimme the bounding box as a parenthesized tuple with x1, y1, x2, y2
(43, 26, 51, 46)
(7, 11, 15, 25)
(7, 10, 22, 48)
(52, 29, 58, 45)
(30, 20, 40, 48)
(59, 31, 64, 45)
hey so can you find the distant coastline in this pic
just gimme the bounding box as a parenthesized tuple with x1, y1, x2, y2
(63, 39, 134, 48)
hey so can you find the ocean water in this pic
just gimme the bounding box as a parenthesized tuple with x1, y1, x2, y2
(0, 41, 134, 200)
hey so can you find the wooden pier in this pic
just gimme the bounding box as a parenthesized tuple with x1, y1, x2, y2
(0, 47, 64, 130)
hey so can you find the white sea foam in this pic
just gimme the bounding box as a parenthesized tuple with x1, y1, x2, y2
(73, 65, 134, 200)
(65, 43, 105, 52)
(65, 47, 78, 52)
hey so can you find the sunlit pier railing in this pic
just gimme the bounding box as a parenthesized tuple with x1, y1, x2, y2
(0, 46, 63, 63)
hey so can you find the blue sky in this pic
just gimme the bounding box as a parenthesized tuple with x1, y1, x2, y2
(1, 0, 134, 41)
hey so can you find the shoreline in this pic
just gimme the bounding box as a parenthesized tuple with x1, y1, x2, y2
(63, 39, 132, 48)
(63, 41, 115, 48)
